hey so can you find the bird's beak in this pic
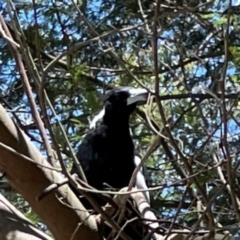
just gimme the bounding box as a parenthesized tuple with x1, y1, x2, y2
(127, 88, 148, 106)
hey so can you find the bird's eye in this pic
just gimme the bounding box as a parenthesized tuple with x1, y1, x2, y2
(107, 91, 129, 104)
(118, 92, 129, 100)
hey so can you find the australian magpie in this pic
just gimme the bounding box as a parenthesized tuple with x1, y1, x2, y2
(89, 108, 150, 203)
(71, 87, 152, 239)
(71, 87, 148, 192)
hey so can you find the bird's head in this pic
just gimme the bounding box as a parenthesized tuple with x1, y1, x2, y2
(92, 87, 148, 127)
(104, 87, 148, 113)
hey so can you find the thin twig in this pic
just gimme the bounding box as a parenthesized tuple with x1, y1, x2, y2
(0, 141, 60, 172)
(4, 2, 55, 166)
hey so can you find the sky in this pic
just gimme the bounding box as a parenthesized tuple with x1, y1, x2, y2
(1, 0, 240, 232)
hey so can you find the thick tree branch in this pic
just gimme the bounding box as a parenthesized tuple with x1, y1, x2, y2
(0, 104, 102, 240)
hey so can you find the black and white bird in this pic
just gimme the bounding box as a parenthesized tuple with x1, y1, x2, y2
(71, 87, 155, 239)
(71, 87, 149, 197)
(89, 107, 150, 204)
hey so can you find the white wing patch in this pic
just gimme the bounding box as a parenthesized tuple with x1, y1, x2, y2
(134, 156, 150, 203)
(90, 109, 105, 129)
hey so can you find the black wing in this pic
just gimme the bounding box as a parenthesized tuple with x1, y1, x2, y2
(71, 123, 136, 190)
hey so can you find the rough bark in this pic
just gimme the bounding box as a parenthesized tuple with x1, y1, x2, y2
(0, 105, 102, 240)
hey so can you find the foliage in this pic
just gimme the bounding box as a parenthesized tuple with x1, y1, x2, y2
(1, 0, 240, 238)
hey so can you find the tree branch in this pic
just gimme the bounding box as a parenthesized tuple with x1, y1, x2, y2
(0, 194, 52, 240)
(0, 104, 102, 240)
